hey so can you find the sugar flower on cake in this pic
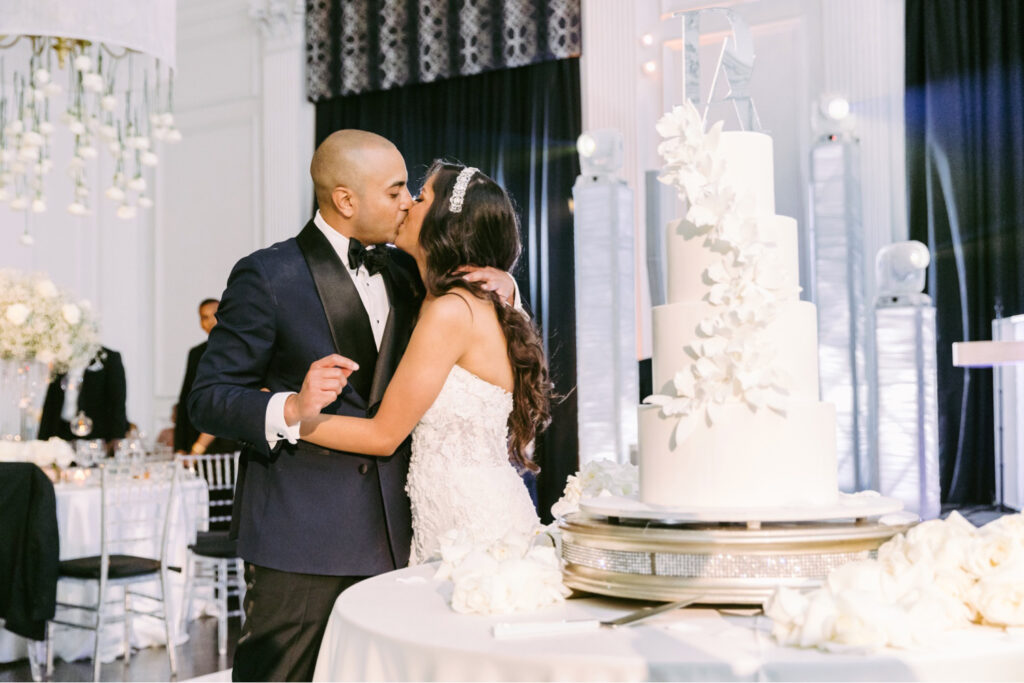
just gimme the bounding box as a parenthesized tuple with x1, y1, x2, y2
(766, 511, 1024, 652)
(434, 529, 570, 615)
(549, 458, 640, 519)
(0, 269, 101, 375)
(646, 102, 796, 440)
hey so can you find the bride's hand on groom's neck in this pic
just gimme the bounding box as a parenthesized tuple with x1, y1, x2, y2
(285, 354, 359, 426)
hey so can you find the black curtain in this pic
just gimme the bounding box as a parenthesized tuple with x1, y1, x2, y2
(306, 0, 581, 100)
(316, 58, 581, 521)
(906, 0, 1024, 505)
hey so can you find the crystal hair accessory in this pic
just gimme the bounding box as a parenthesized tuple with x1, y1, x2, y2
(449, 167, 479, 214)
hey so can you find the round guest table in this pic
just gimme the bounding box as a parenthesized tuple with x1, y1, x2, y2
(312, 564, 1024, 682)
(0, 470, 209, 664)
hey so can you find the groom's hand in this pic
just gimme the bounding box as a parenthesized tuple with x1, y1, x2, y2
(457, 266, 516, 306)
(284, 354, 359, 426)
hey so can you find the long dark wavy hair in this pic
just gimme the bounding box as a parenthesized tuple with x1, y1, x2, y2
(418, 160, 551, 472)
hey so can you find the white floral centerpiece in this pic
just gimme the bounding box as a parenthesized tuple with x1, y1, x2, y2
(766, 511, 1024, 652)
(0, 269, 101, 440)
(0, 437, 75, 469)
(0, 269, 100, 373)
(646, 101, 799, 444)
(435, 528, 570, 615)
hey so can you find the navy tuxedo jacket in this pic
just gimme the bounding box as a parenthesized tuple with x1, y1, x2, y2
(188, 221, 422, 576)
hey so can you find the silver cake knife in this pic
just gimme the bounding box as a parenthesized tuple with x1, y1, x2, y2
(492, 596, 702, 639)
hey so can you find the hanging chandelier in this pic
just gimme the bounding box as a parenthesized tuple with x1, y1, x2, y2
(0, 1, 179, 231)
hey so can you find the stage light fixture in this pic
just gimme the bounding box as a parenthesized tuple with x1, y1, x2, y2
(876, 240, 930, 299)
(825, 96, 851, 121)
(576, 129, 624, 179)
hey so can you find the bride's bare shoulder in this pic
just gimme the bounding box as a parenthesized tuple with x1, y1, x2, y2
(418, 289, 477, 326)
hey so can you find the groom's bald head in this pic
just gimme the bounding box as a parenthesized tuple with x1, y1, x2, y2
(310, 130, 411, 243)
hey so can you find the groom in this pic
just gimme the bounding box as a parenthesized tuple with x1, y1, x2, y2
(189, 130, 515, 681)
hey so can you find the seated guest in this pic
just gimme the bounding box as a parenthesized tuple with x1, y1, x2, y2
(38, 347, 129, 442)
(155, 404, 177, 449)
(174, 298, 236, 455)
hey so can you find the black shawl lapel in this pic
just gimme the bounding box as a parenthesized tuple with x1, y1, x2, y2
(296, 222, 377, 403)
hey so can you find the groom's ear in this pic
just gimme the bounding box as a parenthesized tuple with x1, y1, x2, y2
(332, 186, 356, 219)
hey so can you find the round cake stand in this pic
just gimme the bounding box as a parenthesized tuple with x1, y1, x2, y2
(560, 495, 916, 606)
(579, 492, 909, 528)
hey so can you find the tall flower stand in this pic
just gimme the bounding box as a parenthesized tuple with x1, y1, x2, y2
(0, 360, 50, 441)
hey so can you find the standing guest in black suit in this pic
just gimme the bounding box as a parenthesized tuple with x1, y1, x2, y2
(38, 347, 129, 442)
(189, 130, 517, 682)
(174, 298, 235, 455)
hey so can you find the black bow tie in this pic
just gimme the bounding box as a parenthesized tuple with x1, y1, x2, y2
(347, 238, 389, 275)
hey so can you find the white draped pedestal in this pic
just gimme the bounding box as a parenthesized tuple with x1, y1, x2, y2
(0, 472, 208, 664)
(313, 564, 1024, 682)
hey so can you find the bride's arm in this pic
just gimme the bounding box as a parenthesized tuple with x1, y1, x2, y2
(298, 294, 472, 455)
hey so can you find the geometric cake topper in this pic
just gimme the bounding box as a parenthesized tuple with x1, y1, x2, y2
(673, 7, 762, 132)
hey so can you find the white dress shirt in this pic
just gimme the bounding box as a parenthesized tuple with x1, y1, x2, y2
(265, 212, 391, 447)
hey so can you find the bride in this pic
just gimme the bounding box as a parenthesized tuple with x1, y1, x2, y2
(295, 161, 550, 563)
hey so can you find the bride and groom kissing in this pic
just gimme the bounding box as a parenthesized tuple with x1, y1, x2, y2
(188, 129, 552, 681)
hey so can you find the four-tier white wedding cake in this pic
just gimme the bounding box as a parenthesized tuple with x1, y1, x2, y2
(639, 103, 839, 509)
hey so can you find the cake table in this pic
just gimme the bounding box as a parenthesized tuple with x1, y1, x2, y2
(311, 564, 1024, 682)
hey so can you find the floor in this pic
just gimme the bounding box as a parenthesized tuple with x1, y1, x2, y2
(0, 617, 238, 682)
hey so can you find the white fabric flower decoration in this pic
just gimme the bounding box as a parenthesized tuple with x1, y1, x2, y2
(34, 280, 58, 299)
(62, 304, 81, 325)
(439, 530, 570, 615)
(5, 303, 30, 325)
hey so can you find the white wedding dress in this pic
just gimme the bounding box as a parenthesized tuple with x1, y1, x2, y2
(405, 364, 540, 564)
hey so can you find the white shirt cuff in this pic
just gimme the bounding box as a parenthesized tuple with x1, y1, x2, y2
(265, 391, 300, 448)
(512, 278, 523, 311)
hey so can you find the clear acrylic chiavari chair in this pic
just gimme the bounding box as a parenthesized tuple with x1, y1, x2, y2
(177, 452, 245, 656)
(46, 460, 180, 682)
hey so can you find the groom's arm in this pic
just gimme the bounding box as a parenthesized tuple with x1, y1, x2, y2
(458, 267, 526, 311)
(188, 253, 277, 458)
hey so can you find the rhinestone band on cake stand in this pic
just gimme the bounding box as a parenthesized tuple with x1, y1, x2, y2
(559, 493, 916, 605)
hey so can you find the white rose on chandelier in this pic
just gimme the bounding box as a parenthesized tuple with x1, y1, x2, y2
(0, 33, 181, 221)
(81, 73, 105, 93)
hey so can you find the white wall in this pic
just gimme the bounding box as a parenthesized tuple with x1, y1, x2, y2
(0, 0, 313, 438)
(580, 0, 907, 357)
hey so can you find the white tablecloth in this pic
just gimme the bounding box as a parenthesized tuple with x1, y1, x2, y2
(313, 564, 1024, 682)
(0, 471, 209, 664)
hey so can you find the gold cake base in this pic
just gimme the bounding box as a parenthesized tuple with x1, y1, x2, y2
(559, 512, 915, 605)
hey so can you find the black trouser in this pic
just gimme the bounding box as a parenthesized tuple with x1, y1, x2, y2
(232, 563, 363, 682)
